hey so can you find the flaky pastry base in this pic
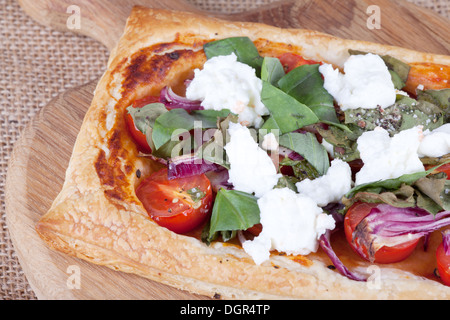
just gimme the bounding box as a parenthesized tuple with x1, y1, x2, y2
(36, 6, 450, 299)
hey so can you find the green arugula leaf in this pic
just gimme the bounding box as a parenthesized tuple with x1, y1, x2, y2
(205, 189, 260, 243)
(274, 174, 300, 192)
(278, 157, 320, 181)
(314, 124, 362, 162)
(260, 81, 319, 134)
(345, 161, 450, 199)
(389, 70, 406, 90)
(343, 169, 450, 215)
(381, 54, 411, 84)
(417, 89, 450, 122)
(344, 95, 444, 136)
(277, 64, 339, 124)
(278, 132, 330, 175)
(414, 173, 450, 212)
(261, 57, 285, 85)
(203, 37, 263, 73)
(342, 184, 417, 209)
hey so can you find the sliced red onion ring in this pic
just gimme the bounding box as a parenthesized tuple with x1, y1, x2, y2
(167, 153, 220, 180)
(353, 205, 450, 260)
(278, 146, 304, 161)
(319, 231, 367, 282)
(205, 168, 233, 192)
(159, 86, 203, 111)
(443, 229, 450, 255)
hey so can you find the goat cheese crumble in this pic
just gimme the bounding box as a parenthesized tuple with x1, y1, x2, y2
(225, 122, 281, 198)
(319, 53, 396, 110)
(355, 126, 425, 185)
(418, 123, 450, 158)
(242, 188, 336, 265)
(185, 53, 268, 128)
(296, 159, 353, 207)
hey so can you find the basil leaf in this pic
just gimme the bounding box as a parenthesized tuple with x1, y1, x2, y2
(126, 103, 167, 134)
(261, 57, 285, 85)
(277, 64, 338, 124)
(389, 70, 406, 90)
(203, 37, 263, 73)
(152, 109, 230, 150)
(206, 189, 260, 243)
(259, 115, 281, 132)
(195, 114, 238, 169)
(260, 81, 318, 134)
(279, 132, 330, 175)
(151, 139, 189, 159)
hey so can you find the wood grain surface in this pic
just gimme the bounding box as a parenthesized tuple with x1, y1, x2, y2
(17, 0, 450, 53)
(5, 0, 450, 299)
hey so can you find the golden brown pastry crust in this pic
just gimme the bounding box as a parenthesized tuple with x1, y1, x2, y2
(36, 6, 450, 299)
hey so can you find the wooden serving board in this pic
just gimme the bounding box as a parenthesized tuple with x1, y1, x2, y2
(5, 0, 450, 300)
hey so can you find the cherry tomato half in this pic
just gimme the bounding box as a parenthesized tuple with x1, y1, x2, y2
(404, 63, 450, 95)
(344, 202, 420, 264)
(124, 95, 160, 153)
(278, 53, 321, 73)
(136, 167, 213, 234)
(436, 238, 450, 286)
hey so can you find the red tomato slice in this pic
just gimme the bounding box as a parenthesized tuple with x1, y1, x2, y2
(344, 202, 420, 264)
(436, 239, 450, 286)
(135, 167, 213, 234)
(404, 63, 450, 95)
(124, 95, 160, 153)
(278, 53, 321, 73)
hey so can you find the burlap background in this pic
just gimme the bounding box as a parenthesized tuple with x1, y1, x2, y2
(0, 0, 448, 300)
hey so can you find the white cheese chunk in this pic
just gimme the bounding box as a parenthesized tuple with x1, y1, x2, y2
(225, 122, 281, 198)
(261, 132, 279, 151)
(355, 126, 425, 185)
(319, 53, 396, 110)
(242, 188, 336, 265)
(185, 53, 268, 128)
(296, 159, 352, 207)
(418, 123, 450, 158)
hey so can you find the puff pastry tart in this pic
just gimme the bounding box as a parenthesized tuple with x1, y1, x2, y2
(36, 6, 450, 299)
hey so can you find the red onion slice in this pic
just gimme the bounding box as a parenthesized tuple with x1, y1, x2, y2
(353, 205, 450, 260)
(319, 231, 367, 282)
(167, 153, 220, 180)
(205, 168, 233, 192)
(443, 229, 450, 255)
(159, 86, 203, 111)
